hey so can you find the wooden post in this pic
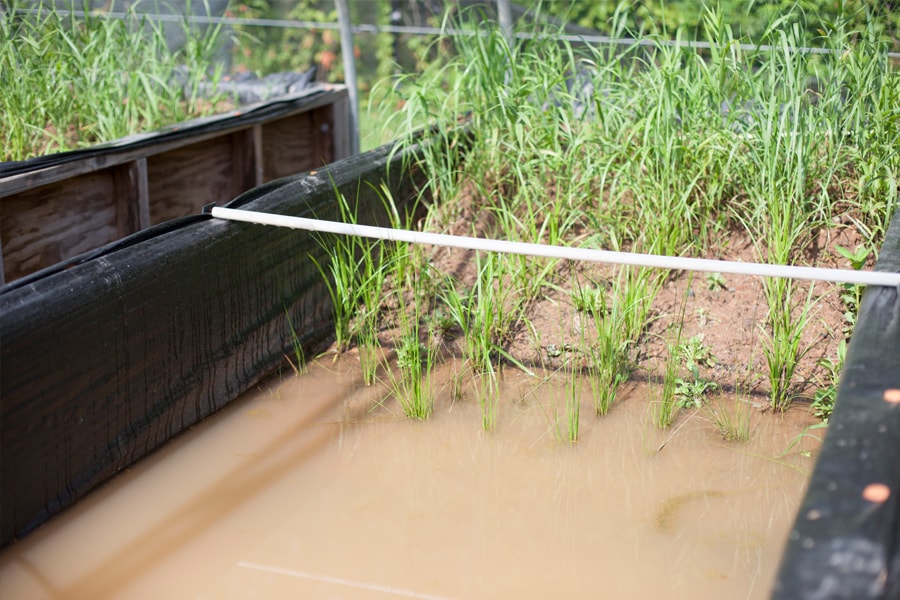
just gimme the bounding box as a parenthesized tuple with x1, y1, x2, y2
(113, 159, 150, 237)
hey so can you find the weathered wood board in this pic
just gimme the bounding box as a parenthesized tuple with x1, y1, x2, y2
(0, 86, 349, 284)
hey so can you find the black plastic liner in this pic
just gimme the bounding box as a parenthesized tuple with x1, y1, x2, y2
(174, 66, 319, 105)
(774, 209, 900, 598)
(0, 141, 424, 548)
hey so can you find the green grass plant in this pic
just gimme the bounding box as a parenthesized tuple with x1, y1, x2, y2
(652, 276, 693, 428)
(1, 0, 229, 161)
(438, 252, 518, 430)
(708, 394, 752, 443)
(377, 4, 898, 428)
(311, 188, 394, 356)
(477, 370, 500, 432)
(356, 320, 381, 387)
(565, 356, 582, 443)
(760, 279, 818, 411)
(578, 274, 634, 416)
(283, 308, 308, 376)
(652, 338, 681, 429)
(383, 295, 436, 420)
(440, 252, 521, 376)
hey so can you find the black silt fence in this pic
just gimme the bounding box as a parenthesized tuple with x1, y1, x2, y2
(0, 142, 424, 548)
(774, 209, 900, 599)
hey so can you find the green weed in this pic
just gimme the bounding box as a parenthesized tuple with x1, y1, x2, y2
(1, 0, 229, 161)
(761, 280, 817, 411)
(378, 6, 897, 428)
(283, 308, 308, 376)
(708, 395, 752, 443)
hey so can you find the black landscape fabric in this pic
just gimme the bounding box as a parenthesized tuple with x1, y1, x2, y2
(774, 208, 900, 599)
(0, 141, 423, 547)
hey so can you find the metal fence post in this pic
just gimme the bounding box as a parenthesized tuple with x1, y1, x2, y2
(497, 0, 513, 47)
(335, 0, 359, 155)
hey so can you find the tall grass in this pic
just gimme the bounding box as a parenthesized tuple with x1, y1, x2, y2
(579, 268, 655, 416)
(380, 4, 897, 428)
(383, 280, 436, 420)
(1, 1, 229, 161)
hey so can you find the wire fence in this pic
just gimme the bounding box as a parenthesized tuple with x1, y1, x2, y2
(16, 7, 900, 59)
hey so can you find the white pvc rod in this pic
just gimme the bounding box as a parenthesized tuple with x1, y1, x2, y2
(211, 207, 900, 287)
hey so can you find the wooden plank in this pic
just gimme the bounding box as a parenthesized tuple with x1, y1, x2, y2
(135, 158, 150, 230)
(312, 107, 330, 169)
(261, 113, 317, 181)
(230, 129, 258, 200)
(0, 86, 351, 282)
(113, 159, 150, 238)
(252, 124, 264, 187)
(0, 171, 120, 281)
(147, 137, 237, 225)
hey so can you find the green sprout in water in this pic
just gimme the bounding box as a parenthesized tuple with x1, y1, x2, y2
(812, 339, 846, 422)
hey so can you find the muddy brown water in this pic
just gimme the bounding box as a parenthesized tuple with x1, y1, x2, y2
(0, 358, 821, 599)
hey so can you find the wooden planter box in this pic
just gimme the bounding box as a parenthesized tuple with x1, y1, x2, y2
(0, 84, 350, 284)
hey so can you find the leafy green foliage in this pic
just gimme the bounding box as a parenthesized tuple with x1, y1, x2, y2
(1, 0, 229, 160)
(229, 0, 395, 90)
(813, 339, 847, 421)
(541, 0, 899, 53)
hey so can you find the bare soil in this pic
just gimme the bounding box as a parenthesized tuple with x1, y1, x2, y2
(390, 190, 871, 415)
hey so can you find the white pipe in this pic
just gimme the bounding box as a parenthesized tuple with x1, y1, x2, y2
(210, 206, 900, 288)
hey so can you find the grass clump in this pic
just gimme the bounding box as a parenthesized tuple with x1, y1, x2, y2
(383, 287, 436, 420)
(708, 393, 753, 443)
(380, 4, 897, 428)
(1, 0, 230, 161)
(304, 4, 900, 433)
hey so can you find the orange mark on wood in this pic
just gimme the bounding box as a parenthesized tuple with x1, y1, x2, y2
(884, 389, 900, 404)
(862, 483, 891, 503)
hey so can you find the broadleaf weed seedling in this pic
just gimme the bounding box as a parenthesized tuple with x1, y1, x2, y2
(834, 243, 872, 339)
(705, 272, 728, 291)
(674, 371, 717, 410)
(812, 338, 846, 422)
(674, 334, 718, 408)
